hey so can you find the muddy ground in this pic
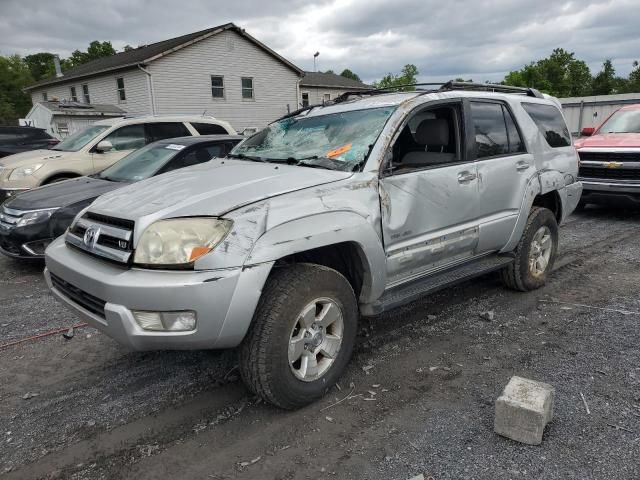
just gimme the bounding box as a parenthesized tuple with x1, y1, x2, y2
(1, 206, 639, 480)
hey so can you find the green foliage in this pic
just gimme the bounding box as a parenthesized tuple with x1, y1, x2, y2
(591, 59, 616, 95)
(372, 64, 419, 90)
(627, 61, 640, 93)
(0, 55, 34, 124)
(323, 69, 335, 74)
(503, 48, 592, 97)
(340, 69, 361, 82)
(23, 52, 57, 81)
(68, 40, 116, 68)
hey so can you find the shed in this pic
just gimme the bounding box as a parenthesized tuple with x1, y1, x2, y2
(25, 101, 126, 139)
(299, 71, 370, 107)
(560, 93, 640, 135)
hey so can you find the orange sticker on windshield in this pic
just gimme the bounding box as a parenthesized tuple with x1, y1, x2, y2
(326, 143, 352, 158)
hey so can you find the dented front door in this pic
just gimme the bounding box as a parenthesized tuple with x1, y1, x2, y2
(380, 164, 480, 286)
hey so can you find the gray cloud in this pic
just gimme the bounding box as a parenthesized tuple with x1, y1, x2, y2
(0, 0, 637, 84)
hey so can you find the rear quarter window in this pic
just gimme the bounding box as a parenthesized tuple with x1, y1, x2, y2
(190, 122, 230, 135)
(522, 103, 571, 148)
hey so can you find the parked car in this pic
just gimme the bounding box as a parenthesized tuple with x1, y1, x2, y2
(0, 115, 235, 204)
(575, 104, 640, 207)
(44, 82, 581, 409)
(0, 126, 58, 158)
(0, 135, 242, 259)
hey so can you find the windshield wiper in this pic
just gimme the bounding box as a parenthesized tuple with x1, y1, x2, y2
(287, 156, 345, 171)
(227, 153, 268, 163)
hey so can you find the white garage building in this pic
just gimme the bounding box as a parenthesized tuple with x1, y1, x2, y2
(560, 93, 640, 135)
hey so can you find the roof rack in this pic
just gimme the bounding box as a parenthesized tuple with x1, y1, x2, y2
(333, 80, 544, 103)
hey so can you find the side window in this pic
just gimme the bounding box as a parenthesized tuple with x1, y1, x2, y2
(163, 145, 219, 172)
(103, 125, 146, 151)
(502, 106, 525, 153)
(146, 122, 191, 143)
(522, 103, 571, 148)
(470, 102, 509, 158)
(389, 104, 461, 172)
(190, 122, 229, 135)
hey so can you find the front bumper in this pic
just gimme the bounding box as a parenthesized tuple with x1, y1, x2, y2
(579, 179, 640, 206)
(44, 238, 273, 350)
(0, 216, 52, 259)
(560, 181, 583, 221)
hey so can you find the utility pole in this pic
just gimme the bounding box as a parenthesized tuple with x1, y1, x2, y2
(313, 52, 320, 72)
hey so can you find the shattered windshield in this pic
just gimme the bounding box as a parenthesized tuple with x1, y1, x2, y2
(229, 106, 396, 171)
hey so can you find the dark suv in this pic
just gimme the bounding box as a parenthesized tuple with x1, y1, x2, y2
(0, 126, 58, 158)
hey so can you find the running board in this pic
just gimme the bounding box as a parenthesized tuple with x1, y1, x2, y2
(361, 254, 514, 316)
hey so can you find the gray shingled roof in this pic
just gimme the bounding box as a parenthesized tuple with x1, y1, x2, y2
(40, 101, 126, 115)
(26, 23, 303, 90)
(300, 71, 370, 90)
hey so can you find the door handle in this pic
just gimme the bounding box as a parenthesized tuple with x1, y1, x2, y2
(457, 171, 477, 183)
(516, 161, 530, 171)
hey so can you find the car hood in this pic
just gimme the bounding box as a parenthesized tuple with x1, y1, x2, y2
(0, 149, 68, 169)
(6, 176, 121, 210)
(90, 160, 353, 219)
(575, 133, 640, 149)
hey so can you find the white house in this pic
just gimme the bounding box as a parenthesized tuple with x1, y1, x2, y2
(24, 23, 304, 133)
(299, 71, 370, 107)
(26, 101, 126, 138)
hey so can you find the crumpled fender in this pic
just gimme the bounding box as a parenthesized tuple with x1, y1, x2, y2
(245, 211, 387, 303)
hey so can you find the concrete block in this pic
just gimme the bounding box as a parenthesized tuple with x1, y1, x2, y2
(494, 376, 555, 445)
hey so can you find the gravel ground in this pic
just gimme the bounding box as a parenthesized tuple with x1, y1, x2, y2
(1, 206, 639, 480)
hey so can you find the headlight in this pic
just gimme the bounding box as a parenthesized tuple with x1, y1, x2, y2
(9, 164, 44, 180)
(133, 218, 232, 267)
(16, 209, 58, 227)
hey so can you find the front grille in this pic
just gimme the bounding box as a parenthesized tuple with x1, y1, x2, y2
(579, 166, 640, 181)
(66, 212, 134, 264)
(50, 273, 106, 318)
(0, 205, 22, 229)
(579, 151, 640, 163)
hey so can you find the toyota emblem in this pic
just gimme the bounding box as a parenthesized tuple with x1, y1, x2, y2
(83, 226, 101, 250)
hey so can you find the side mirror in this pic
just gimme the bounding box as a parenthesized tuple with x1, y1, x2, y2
(581, 127, 595, 137)
(95, 140, 114, 153)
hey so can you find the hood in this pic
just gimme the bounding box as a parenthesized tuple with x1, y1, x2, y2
(90, 159, 353, 219)
(575, 133, 640, 149)
(6, 176, 121, 210)
(0, 149, 67, 169)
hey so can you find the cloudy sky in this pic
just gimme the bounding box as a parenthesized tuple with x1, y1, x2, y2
(1, 0, 638, 83)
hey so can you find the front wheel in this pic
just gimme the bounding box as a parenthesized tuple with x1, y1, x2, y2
(239, 264, 358, 409)
(501, 207, 558, 291)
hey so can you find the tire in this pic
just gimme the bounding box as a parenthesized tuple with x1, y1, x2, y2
(239, 263, 358, 409)
(501, 207, 558, 292)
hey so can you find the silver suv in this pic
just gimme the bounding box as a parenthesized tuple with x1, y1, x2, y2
(44, 82, 582, 409)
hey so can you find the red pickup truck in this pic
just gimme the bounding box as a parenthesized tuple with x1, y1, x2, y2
(575, 104, 640, 207)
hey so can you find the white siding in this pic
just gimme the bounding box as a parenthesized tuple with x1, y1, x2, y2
(29, 68, 151, 116)
(560, 93, 640, 134)
(149, 30, 300, 131)
(300, 87, 354, 106)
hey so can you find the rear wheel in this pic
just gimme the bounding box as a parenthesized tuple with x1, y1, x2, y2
(239, 263, 358, 409)
(501, 207, 558, 291)
(43, 176, 73, 185)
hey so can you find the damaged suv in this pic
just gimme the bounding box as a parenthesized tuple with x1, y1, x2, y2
(44, 82, 582, 409)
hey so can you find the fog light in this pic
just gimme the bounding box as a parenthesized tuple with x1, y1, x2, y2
(133, 311, 197, 331)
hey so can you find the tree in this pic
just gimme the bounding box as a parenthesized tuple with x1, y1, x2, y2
(323, 69, 335, 74)
(591, 59, 616, 95)
(68, 40, 116, 67)
(373, 64, 419, 90)
(123, 45, 135, 52)
(0, 55, 34, 124)
(340, 69, 361, 82)
(503, 48, 591, 96)
(626, 61, 640, 93)
(23, 52, 57, 81)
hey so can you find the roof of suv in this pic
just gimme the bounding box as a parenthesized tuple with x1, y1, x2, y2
(92, 114, 235, 130)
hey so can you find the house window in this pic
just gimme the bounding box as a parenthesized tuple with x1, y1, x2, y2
(42, 92, 48, 101)
(70, 86, 77, 102)
(241, 77, 254, 99)
(323, 93, 331, 103)
(211, 76, 224, 98)
(116, 77, 126, 103)
(301, 92, 309, 108)
(82, 84, 90, 104)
